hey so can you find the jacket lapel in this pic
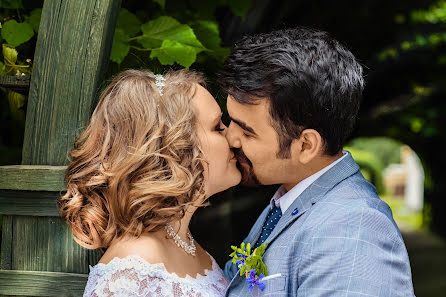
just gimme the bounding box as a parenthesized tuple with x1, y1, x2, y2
(264, 153, 360, 248)
(246, 205, 271, 247)
(225, 205, 271, 293)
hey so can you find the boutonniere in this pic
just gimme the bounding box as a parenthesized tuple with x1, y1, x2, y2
(229, 242, 269, 292)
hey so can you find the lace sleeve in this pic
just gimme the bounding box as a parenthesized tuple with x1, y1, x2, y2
(83, 255, 229, 297)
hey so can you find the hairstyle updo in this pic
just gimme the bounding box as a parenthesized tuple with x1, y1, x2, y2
(58, 69, 206, 250)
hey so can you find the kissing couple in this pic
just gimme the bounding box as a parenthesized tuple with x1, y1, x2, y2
(59, 27, 415, 297)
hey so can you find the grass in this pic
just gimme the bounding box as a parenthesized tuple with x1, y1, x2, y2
(381, 195, 424, 231)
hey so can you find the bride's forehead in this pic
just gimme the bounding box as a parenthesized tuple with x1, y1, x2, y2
(192, 86, 221, 121)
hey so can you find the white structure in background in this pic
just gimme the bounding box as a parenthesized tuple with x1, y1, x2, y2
(382, 145, 424, 212)
(401, 146, 424, 211)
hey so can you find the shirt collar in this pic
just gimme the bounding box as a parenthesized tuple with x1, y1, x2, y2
(270, 151, 349, 214)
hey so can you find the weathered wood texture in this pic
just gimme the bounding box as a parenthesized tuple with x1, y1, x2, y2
(0, 190, 61, 216)
(0, 165, 66, 191)
(0, 270, 87, 296)
(22, 0, 122, 166)
(1, 216, 13, 270)
(0, 75, 30, 95)
(11, 216, 100, 273)
(0, 0, 121, 292)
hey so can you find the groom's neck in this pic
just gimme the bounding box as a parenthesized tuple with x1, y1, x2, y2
(283, 151, 344, 192)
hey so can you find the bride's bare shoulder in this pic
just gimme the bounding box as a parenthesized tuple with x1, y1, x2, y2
(98, 232, 168, 265)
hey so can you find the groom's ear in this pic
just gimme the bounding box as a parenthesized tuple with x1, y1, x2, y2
(290, 129, 323, 165)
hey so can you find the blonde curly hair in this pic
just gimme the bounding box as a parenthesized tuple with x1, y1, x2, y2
(58, 69, 206, 250)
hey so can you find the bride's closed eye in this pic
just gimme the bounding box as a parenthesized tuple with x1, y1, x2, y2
(215, 121, 226, 132)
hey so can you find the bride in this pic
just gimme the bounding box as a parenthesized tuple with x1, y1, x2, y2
(58, 69, 241, 296)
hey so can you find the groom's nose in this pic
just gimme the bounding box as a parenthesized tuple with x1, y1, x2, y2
(225, 122, 242, 148)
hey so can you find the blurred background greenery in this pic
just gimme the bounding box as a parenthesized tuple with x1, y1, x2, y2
(0, 0, 445, 296)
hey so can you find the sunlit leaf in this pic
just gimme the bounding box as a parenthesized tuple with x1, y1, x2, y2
(150, 40, 197, 67)
(138, 16, 205, 52)
(3, 44, 17, 64)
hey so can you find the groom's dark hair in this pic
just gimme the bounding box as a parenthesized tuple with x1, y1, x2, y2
(218, 27, 364, 158)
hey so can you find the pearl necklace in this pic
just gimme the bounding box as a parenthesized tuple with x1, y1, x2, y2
(165, 224, 196, 256)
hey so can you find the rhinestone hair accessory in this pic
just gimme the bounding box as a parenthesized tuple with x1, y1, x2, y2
(154, 74, 166, 96)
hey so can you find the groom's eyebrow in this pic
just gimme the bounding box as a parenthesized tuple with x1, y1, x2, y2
(229, 116, 257, 135)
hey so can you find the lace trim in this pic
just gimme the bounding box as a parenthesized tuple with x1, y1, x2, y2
(85, 254, 229, 297)
(89, 254, 222, 283)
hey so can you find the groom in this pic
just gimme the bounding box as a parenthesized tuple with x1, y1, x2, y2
(219, 28, 415, 296)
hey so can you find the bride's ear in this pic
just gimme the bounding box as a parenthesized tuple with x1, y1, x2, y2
(290, 129, 323, 165)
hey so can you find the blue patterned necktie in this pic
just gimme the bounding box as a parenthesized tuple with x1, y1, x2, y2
(254, 205, 282, 249)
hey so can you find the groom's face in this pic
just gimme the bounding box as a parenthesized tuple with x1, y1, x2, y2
(225, 95, 296, 186)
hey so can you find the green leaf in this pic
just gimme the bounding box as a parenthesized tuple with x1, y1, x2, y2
(0, 60, 5, 75)
(190, 20, 220, 50)
(110, 28, 130, 64)
(26, 8, 42, 32)
(3, 44, 17, 64)
(0, 0, 22, 9)
(190, 20, 229, 62)
(152, 0, 165, 9)
(116, 8, 142, 37)
(7, 90, 26, 121)
(1, 20, 34, 47)
(228, 0, 252, 19)
(138, 16, 205, 52)
(150, 40, 197, 67)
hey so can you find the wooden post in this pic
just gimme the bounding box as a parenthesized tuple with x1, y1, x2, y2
(0, 0, 121, 295)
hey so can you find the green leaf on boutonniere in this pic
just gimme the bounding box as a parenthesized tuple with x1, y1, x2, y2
(229, 242, 269, 277)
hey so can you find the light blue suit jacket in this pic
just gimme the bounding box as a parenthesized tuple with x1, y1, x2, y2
(224, 153, 415, 296)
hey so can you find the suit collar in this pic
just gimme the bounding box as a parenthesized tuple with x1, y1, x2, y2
(264, 152, 360, 247)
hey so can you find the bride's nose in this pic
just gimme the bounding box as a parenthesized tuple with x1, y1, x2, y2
(225, 122, 241, 148)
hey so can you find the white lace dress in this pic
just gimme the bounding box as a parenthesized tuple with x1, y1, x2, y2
(83, 254, 230, 297)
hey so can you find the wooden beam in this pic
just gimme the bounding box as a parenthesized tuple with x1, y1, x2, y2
(22, 0, 122, 166)
(0, 190, 60, 216)
(0, 216, 13, 270)
(0, 165, 66, 191)
(0, 270, 87, 296)
(0, 74, 30, 95)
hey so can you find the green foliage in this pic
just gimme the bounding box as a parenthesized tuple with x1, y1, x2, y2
(111, 0, 251, 68)
(110, 28, 130, 64)
(7, 90, 25, 120)
(344, 146, 385, 193)
(2, 44, 31, 75)
(25, 8, 42, 32)
(379, 0, 446, 61)
(411, 0, 446, 24)
(153, 0, 166, 10)
(347, 137, 402, 166)
(229, 242, 269, 278)
(1, 19, 34, 47)
(116, 8, 141, 37)
(0, 3, 39, 127)
(0, 0, 22, 9)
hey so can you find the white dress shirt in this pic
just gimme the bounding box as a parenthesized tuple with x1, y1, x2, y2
(270, 151, 348, 214)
